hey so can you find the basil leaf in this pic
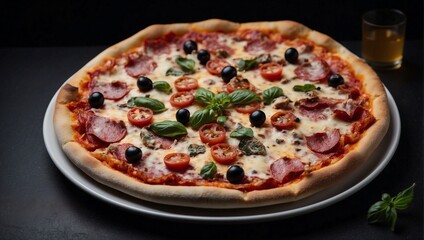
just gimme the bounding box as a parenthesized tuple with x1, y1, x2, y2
(149, 121, 187, 138)
(188, 144, 206, 157)
(238, 138, 267, 156)
(393, 183, 415, 210)
(229, 90, 261, 105)
(237, 58, 258, 71)
(153, 81, 172, 94)
(176, 57, 195, 74)
(230, 124, 254, 139)
(263, 86, 284, 105)
(200, 162, 217, 180)
(293, 84, 317, 92)
(127, 97, 167, 114)
(367, 200, 390, 224)
(166, 68, 184, 76)
(189, 108, 216, 130)
(195, 87, 215, 106)
(217, 116, 227, 126)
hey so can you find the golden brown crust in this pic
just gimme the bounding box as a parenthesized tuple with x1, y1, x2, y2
(53, 19, 390, 208)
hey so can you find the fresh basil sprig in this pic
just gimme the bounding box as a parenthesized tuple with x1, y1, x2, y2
(189, 108, 216, 130)
(229, 90, 261, 105)
(200, 162, 217, 180)
(367, 183, 415, 231)
(230, 124, 254, 139)
(149, 121, 187, 138)
(293, 84, 317, 92)
(153, 81, 172, 94)
(127, 97, 167, 114)
(263, 86, 284, 105)
(190, 89, 261, 129)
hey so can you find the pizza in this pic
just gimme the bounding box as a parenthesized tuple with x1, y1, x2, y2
(54, 19, 390, 208)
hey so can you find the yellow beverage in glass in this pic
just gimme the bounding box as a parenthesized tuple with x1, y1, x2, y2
(362, 29, 404, 64)
(362, 9, 406, 69)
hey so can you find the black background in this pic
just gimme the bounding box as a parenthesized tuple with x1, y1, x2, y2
(1, 0, 422, 47)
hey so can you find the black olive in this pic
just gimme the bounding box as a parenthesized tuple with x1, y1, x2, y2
(137, 76, 153, 92)
(328, 74, 344, 87)
(221, 66, 237, 83)
(226, 165, 245, 184)
(88, 92, 104, 108)
(197, 49, 211, 65)
(125, 146, 142, 163)
(284, 47, 299, 64)
(249, 110, 266, 127)
(183, 40, 198, 54)
(176, 108, 190, 125)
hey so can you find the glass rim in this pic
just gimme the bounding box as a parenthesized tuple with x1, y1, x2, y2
(362, 9, 406, 28)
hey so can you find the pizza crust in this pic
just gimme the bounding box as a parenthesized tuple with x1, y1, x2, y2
(54, 19, 390, 208)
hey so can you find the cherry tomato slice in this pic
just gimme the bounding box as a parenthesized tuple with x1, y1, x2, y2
(170, 91, 195, 108)
(259, 62, 283, 81)
(234, 101, 261, 114)
(127, 107, 154, 127)
(271, 111, 297, 130)
(206, 59, 230, 76)
(199, 123, 226, 145)
(226, 77, 254, 93)
(163, 153, 190, 172)
(174, 76, 199, 91)
(210, 143, 238, 165)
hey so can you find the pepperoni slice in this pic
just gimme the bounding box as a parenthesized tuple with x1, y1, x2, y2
(240, 30, 267, 41)
(144, 38, 171, 55)
(297, 98, 342, 121)
(244, 39, 276, 53)
(78, 134, 108, 151)
(270, 157, 304, 183)
(204, 39, 234, 56)
(109, 143, 133, 162)
(294, 58, 330, 82)
(333, 102, 364, 122)
(305, 129, 341, 153)
(89, 80, 129, 100)
(125, 55, 157, 78)
(86, 115, 127, 143)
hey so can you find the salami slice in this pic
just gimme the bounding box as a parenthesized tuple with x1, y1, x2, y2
(305, 129, 341, 153)
(125, 55, 157, 78)
(297, 98, 342, 121)
(145, 38, 171, 55)
(89, 80, 129, 100)
(244, 39, 276, 53)
(86, 115, 127, 143)
(270, 157, 304, 183)
(294, 58, 330, 82)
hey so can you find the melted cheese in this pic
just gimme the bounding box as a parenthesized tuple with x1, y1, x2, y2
(89, 33, 359, 181)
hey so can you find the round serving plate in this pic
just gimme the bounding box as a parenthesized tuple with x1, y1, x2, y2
(44, 87, 400, 223)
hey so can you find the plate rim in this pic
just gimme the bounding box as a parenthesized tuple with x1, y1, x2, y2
(43, 87, 400, 223)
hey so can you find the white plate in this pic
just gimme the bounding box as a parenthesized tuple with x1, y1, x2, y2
(43, 88, 400, 223)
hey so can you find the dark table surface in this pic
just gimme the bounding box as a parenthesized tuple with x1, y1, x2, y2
(0, 40, 422, 240)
